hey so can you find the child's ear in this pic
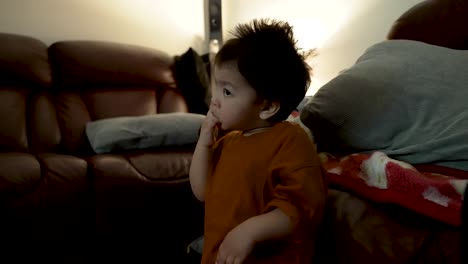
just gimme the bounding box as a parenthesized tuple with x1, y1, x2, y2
(259, 101, 280, 120)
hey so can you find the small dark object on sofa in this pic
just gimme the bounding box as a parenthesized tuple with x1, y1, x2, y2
(173, 48, 211, 114)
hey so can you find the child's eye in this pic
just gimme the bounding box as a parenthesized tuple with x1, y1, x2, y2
(223, 88, 232, 96)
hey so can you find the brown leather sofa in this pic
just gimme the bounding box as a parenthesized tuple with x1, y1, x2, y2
(0, 32, 204, 263)
(5, 2, 465, 261)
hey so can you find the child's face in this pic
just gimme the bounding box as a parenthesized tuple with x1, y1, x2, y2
(211, 61, 264, 131)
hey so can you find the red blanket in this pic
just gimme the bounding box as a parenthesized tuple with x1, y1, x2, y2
(321, 151, 468, 226)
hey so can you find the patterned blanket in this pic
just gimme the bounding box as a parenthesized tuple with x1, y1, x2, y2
(320, 151, 468, 226)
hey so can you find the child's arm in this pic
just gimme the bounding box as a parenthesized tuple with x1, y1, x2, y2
(189, 109, 219, 201)
(239, 208, 293, 242)
(215, 208, 291, 264)
(243, 164, 325, 242)
(216, 164, 325, 264)
(189, 141, 213, 201)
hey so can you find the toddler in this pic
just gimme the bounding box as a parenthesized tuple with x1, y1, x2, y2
(190, 18, 326, 264)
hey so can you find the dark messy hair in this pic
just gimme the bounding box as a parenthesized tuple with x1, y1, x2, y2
(215, 18, 315, 122)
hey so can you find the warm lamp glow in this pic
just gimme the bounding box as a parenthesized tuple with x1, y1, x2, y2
(224, 0, 348, 50)
(263, 0, 348, 49)
(306, 77, 325, 96)
(292, 18, 331, 49)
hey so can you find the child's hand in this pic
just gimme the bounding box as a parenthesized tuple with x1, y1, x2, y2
(215, 222, 256, 264)
(198, 108, 220, 147)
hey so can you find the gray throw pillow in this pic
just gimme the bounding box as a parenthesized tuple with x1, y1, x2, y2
(301, 40, 468, 170)
(86, 113, 205, 154)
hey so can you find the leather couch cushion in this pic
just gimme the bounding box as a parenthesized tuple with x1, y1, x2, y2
(89, 150, 193, 184)
(48, 40, 175, 88)
(83, 89, 157, 120)
(158, 87, 189, 113)
(89, 149, 203, 262)
(0, 153, 43, 244)
(0, 33, 51, 87)
(387, 0, 468, 49)
(0, 89, 29, 151)
(0, 152, 41, 198)
(36, 153, 93, 240)
(37, 153, 89, 202)
(0, 33, 52, 152)
(54, 92, 93, 154)
(29, 92, 61, 153)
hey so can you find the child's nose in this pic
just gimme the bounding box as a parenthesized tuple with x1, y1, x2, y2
(211, 97, 220, 108)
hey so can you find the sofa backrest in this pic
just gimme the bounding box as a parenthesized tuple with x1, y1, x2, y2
(387, 0, 468, 50)
(0, 33, 189, 155)
(48, 40, 188, 154)
(0, 33, 61, 153)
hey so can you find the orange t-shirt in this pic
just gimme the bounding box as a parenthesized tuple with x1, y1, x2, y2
(202, 122, 327, 264)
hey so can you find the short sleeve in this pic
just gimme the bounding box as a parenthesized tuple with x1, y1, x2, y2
(264, 125, 327, 231)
